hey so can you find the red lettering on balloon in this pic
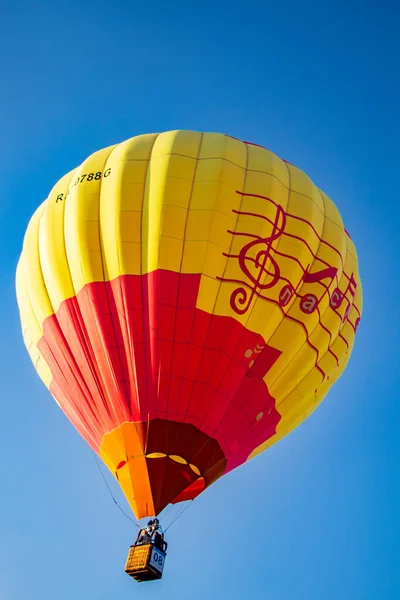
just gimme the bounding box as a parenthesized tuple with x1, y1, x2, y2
(330, 288, 343, 309)
(279, 284, 294, 307)
(300, 294, 318, 314)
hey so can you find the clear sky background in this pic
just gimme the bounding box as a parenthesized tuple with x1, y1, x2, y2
(0, 1, 399, 598)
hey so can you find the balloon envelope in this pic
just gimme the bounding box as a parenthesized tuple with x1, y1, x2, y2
(16, 131, 362, 518)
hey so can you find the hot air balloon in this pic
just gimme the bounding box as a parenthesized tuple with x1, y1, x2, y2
(16, 130, 362, 581)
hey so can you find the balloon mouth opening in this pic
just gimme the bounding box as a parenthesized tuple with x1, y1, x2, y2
(99, 419, 228, 518)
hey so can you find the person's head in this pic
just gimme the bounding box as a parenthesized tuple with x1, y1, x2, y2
(153, 518, 159, 526)
(147, 519, 154, 526)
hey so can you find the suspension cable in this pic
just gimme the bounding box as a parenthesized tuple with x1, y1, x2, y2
(164, 501, 192, 533)
(93, 453, 140, 528)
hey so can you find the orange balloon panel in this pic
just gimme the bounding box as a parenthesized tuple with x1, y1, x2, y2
(16, 131, 362, 519)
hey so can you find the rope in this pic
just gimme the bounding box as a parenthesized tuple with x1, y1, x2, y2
(93, 453, 140, 528)
(164, 501, 192, 533)
(158, 502, 174, 523)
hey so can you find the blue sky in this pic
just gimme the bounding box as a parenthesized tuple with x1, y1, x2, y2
(0, 0, 399, 598)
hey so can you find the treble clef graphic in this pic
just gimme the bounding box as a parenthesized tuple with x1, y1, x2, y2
(231, 204, 286, 315)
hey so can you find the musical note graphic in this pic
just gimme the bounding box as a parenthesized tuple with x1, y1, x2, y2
(299, 265, 338, 314)
(217, 189, 361, 360)
(279, 284, 295, 307)
(303, 265, 338, 285)
(229, 205, 286, 315)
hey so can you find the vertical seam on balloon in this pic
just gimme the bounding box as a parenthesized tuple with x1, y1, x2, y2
(22, 253, 102, 449)
(160, 145, 228, 468)
(164, 138, 228, 463)
(338, 234, 359, 335)
(178, 136, 245, 426)
(121, 424, 144, 516)
(152, 133, 205, 509)
(185, 139, 251, 467)
(266, 187, 349, 438)
(83, 145, 123, 427)
(312, 195, 350, 353)
(16, 204, 49, 371)
(264, 165, 329, 394)
(163, 133, 204, 462)
(194, 150, 292, 455)
(112, 149, 138, 422)
(97, 144, 133, 426)
(269, 196, 355, 423)
(34, 193, 107, 445)
(311, 189, 352, 362)
(141, 133, 167, 517)
(33, 195, 104, 438)
(143, 134, 161, 462)
(270, 273, 353, 443)
(141, 141, 153, 457)
(108, 149, 137, 418)
(259, 172, 329, 432)
(37, 173, 75, 316)
(27, 201, 53, 324)
(337, 244, 355, 338)
(69, 164, 118, 428)
(165, 146, 227, 482)
(113, 136, 158, 429)
(124, 134, 159, 517)
(60, 158, 118, 437)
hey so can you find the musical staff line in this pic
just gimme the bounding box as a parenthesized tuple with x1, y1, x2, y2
(236, 190, 350, 275)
